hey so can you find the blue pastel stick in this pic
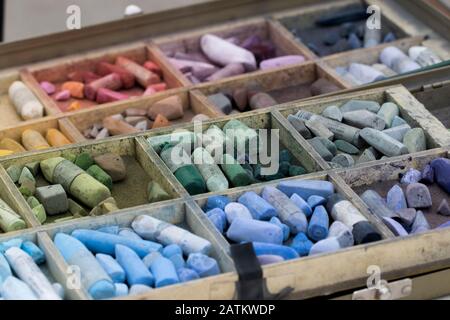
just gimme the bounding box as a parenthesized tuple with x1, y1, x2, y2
(251, 242, 299, 260)
(257, 255, 284, 265)
(54, 233, 115, 300)
(118, 228, 142, 240)
(169, 254, 185, 270)
(162, 244, 183, 258)
(0, 239, 23, 253)
(115, 244, 154, 287)
(21, 241, 45, 265)
(438, 221, 450, 229)
(237, 191, 277, 220)
(269, 217, 290, 241)
(129, 284, 153, 295)
(307, 206, 330, 241)
(97, 226, 120, 234)
(290, 232, 313, 257)
(187, 253, 220, 278)
(309, 237, 341, 255)
(290, 194, 312, 217)
(0, 276, 37, 300)
(278, 179, 335, 199)
(149, 256, 179, 288)
(72, 229, 162, 258)
(204, 196, 231, 211)
(0, 253, 12, 285)
(307, 195, 326, 208)
(206, 208, 227, 233)
(177, 268, 200, 283)
(226, 218, 284, 245)
(96, 253, 126, 283)
(114, 283, 129, 297)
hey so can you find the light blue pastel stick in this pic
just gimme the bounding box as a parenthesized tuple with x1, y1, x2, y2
(206, 209, 226, 234)
(257, 255, 284, 265)
(238, 191, 277, 220)
(0, 253, 12, 285)
(149, 256, 180, 288)
(129, 284, 153, 295)
(290, 233, 313, 257)
(96, 253, 126, 283)
(309, 237, 341, 255)
(187, 253, 220, 278)
(114, 283, 129, 297)
(262, 186, 308, 234)
(0, 238, 23, 253)
(269, 217, 290, 241)
(54, 233, 115, 300)
(177, 268, 200, 283)
(226, 218, 284, 245)
(307, 195, 326, 209)
(72, 229, 162, 258)
(142, 252, 162, 269)
(0, 276, 37, 300)
(97, 226, 120, 234)
(169, 254, 186, 270)
(162, 244, 183, 258)
(115, 244, 154, 287)
(278, 180, 335, 199)
(307, 206, 330, 242)
(118, 228, 142, 241)
(204, 195, 231, 211)
(252, 242, 299, 260)
(290, 194, 312, 217)
(21, 241, 45, 265)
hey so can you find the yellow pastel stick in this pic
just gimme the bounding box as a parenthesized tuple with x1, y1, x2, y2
(46, 128, 71, 147)
(21, 129, 50, 151)
(0, 138, 26, 153)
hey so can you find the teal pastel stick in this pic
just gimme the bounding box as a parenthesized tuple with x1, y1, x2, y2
(96, 253, 126, 283)
(54, 233, 115, 300)
(307, 206, 330, 242)
(115, 244, 154, 287)
(149, 256, 180, 288)
(72, 229, 162, 258)
(21, 241, 45, 265)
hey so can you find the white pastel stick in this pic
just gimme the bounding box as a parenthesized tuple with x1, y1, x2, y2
(131, 215, 212, 255)
(8, 81, 44, 120)
(0, 276, 38, 300)
(331, 200, 367, 229)
(4, 247, 61, 300)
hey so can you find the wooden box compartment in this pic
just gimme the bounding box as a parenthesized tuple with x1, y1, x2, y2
(337, 149, 450, 236)
(23, 43, 186, 114)
(0, 136, 181, 226)
(153, 17, 313, 85)
(0, 230, 87, 300)
(277, 85, 450, 170)
(0, 117, 83, 159)
(142, 109, 327, 197)
(274, 0, 410, 58)
(321, 36, 448, 88)
(192, 62, 346, 116)
(66, 89, 219, 141)
(0, 71, 55, 129)
(412, 81, 450, 129)
(41, 200, 234, 300)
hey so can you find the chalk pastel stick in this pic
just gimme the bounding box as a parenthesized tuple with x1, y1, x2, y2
(21, 241, 45, 265)
(54, 233, 115, 299)
(149, 255, 179, 288)
(252, 242, 299, 260)
(71, 229, 162, 258)
(226, 218, 284, 245)
(186, 253, 220, 278)
(238, 191, 277, 220)
(0, 276, 37, 300)
(116, 245, 154, 287)
(177, 268, 200, 283)
(96, 253, 126, 283)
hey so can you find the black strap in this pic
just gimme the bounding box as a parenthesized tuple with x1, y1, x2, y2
(230, 243, 294, 300)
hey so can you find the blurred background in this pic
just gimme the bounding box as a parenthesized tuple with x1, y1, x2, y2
(2, 0, 214, 42)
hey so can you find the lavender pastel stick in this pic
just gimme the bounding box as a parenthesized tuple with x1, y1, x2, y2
(261, 186, 308, 234)
(71, 229, 162, 258)
(226, 217, 284, 245)
(132, 215, 212, 255)
(115, 244, 154, 286)
(257, 255, 285, 265)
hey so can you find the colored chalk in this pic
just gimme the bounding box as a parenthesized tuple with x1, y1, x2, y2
(307, 206, 329, 242)
(238, 191, 277, 220)
(204, 195, 231, 211)
(278, 179, 335, 199)
(116, 245, 154, 286)
(162, 244, 183, 258)
(149, 255, 179, 288)
(0, 276, 37, 300)
(54, 233, 115, 299)
(186, 253, 220, 278)
(71, 229, 162, 258)
(97, 225, 120, 235)
(224, 202, 252, 224)
(96, 253, 126, 283)
(290, 232, 313, 257)
(226, 217, 284, 245)
(168, 254, 186, 270)
(269, 217, 290, 241)
(290, 194, 313, 217)
(206, 207, 227, 233)
(0, 252, 12, 285)
(252, 242, 299, 260)
(177, 268, 200, 283)
(114, 283, 129, 297)
(21, 241, 45, 265)
(307, 195, 326, 208)
(118, 228, 142, 240)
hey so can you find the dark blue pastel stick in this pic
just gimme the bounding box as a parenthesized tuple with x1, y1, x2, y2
(204, 196, 231, 211)
(307, 205, 330, 241)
